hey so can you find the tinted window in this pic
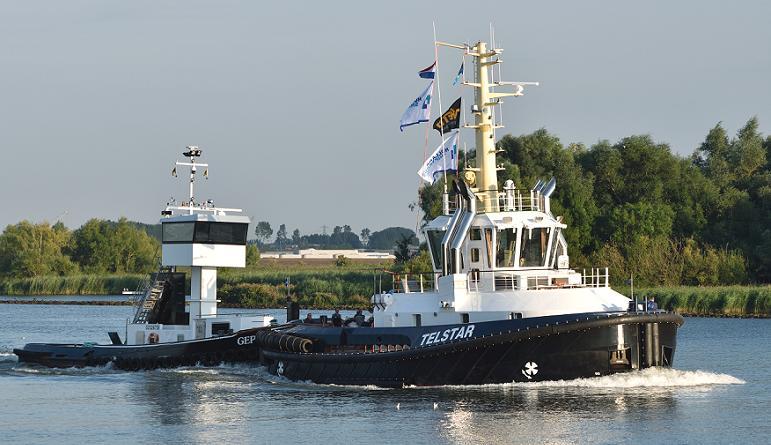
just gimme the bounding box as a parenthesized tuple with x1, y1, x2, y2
(520, 227, 550, 267)
(426, 230, 445, 269)
(163, 222, 247, 244)
(194, 222, 248, 245)
(162, 222, 194, 243)
(496, 228, 517, 267)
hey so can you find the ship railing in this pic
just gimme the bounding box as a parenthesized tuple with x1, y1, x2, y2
(444, 189, 544, 215)
(465, 267, 610, 292)
(473, 190, 544, 214)
(374, 270, 439, 294)
(581, 268, 610, 288)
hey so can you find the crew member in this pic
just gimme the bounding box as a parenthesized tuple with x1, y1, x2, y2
(646, 297, 658, 312)
(304, 313, 314, 323)
(331, 309, 343, 327)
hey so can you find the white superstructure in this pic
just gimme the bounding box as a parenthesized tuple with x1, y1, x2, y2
(125, 147, 271, 345)
(372, 40, 629, 328)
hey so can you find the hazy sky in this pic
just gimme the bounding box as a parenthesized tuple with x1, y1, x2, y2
(1, 1, 769, 237)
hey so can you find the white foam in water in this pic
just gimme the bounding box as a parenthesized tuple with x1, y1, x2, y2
(405, 367, 745, 391)
(0, 352, 19, 362)
(506, 367, 745, 388)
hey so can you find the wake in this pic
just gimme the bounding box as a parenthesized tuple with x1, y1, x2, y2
(506, 367, 745, 388)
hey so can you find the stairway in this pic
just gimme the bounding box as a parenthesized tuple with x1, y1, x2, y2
(132, 267, 172, 324)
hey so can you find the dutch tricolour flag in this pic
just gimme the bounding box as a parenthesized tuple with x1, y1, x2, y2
(418, 61, 436, 79)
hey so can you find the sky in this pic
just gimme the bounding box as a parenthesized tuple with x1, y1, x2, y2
(1, 1, 769, 238)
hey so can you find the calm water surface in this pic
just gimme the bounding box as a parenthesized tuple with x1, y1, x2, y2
(0, 304, 768, 444)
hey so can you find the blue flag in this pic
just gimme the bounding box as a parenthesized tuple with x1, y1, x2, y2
(452, 62, 464, 86)
(418, 61, 436, 79)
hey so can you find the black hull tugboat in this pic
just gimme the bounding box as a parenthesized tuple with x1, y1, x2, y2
(14, 148, 280, 370)
(257, 37, 683, 387)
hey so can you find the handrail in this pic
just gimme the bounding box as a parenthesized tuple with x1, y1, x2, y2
(465, 267, 610, 292)
(374, 270, 439, 294)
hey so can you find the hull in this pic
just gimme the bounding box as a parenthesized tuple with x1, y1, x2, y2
(13, 327, 268, 370)
(261, 312, 683, 387)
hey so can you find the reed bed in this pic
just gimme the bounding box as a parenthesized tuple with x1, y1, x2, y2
(0, 274, 145, 296)
(3, 268, 768, 317)
(630, 286, 771, 317)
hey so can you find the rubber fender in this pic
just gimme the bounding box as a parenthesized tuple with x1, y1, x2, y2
(256, 331, 313, 353)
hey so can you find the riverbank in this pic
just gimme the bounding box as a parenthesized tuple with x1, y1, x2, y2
(0, 298, 767, 318)
(625, 286, 771, 318)
(1, 270, 769, 317)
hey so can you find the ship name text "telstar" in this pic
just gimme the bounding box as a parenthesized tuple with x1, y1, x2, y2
(420, 325, 475, 346)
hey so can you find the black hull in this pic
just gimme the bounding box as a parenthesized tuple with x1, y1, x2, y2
(261, 312, 683, 387)
(13, 328, 268, 370)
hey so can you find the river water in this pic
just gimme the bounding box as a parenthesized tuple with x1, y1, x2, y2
(0, 303, 768, 444)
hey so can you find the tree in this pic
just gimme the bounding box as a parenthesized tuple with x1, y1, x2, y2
(608, 202, 675, 248)
(394, 235, 418, 263)
(368, 227, 417, 250)
(254, 221, 273, 246)
(275, 224, 289, 249)
(246, 243, 260, 266)
(292, 229, 301, 246)
(729, 117, 766, 183)
(329, 226, 362, 248)
(360, 228, 371, 246)
(0, 221, 77, 277)
(70, 218, 157, 273)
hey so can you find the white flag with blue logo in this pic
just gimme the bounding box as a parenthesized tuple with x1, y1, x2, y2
(418, 131, 458, 184)
(399, 81, 433, 131)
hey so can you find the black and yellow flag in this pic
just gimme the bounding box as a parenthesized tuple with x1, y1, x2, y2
(433, 97, 461, 135)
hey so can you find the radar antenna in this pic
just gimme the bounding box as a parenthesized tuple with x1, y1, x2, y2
(173, 145, 208, 211)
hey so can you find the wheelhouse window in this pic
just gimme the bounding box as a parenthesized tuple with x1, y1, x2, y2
(549, 228, 562, 267)
(162, 222, 194, 243)
(194, 222, 248, 245)
(520, 227, 551, 267)
(469, 227, 482, 241)
(470, 248, 480, 263)
(163, 222, 248, 245)
(496, 228, 517, 268)
(426, 230, 445, 269)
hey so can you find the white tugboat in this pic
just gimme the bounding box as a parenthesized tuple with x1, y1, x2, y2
(14, 147, 289, 369)
(257, 38, 684, 386)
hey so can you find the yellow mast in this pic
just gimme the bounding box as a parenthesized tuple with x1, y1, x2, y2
(438, 39, 538, 212)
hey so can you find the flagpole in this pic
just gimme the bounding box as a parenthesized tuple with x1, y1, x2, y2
(432, 21, 448, 192)
(416, 82, 434, 233)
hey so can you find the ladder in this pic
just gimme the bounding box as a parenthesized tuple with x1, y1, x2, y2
(132, 267, 172, 324)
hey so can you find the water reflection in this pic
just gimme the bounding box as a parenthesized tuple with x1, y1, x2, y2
(433, 387, 678, 444)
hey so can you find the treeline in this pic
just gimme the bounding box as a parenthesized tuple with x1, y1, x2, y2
(420, 117, 771, 286)
(0, 218, 158, 278)
(253, 222, 417, 251)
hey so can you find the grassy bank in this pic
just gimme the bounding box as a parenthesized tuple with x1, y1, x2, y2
(217, 265, 388, 309)
(624, 286, 771, 317)
(2, 267, 769, 317)
(0, 274, 145, 295)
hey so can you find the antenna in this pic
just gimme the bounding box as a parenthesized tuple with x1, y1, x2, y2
(173, 146, 209, 213)
(163, 146, 241, 217)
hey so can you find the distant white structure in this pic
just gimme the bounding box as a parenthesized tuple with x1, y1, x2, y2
(261, 248, 394, 260)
